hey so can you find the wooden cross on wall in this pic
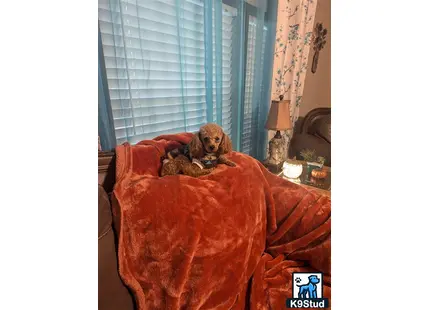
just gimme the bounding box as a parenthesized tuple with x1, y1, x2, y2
(311, 23, 328, 74)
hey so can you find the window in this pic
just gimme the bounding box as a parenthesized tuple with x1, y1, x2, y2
(99, 0, 235, 145)
(98, 0, 275, 158)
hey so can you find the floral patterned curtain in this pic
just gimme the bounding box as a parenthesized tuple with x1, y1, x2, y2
(269, 0, 318, 147)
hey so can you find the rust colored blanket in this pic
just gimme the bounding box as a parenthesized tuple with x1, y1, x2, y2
(113, 133, 331, 310)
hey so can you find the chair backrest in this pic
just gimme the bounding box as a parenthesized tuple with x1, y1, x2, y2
(99, 151, 116, 194)
(299, 108, 331, 135)
(288, 108, 331, 166)
(300, 108, 331, 144)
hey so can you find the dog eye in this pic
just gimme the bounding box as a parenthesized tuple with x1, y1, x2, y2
(215, 137, 220, 142)
(204, 137, 210, 142)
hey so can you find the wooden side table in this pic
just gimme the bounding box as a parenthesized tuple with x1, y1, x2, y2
(265, 160, 331, 197)
(277, 171, 330, 197)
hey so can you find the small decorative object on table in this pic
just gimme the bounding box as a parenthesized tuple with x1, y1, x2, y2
(278, 159, 331, 193)
(299, 148, 326, 175)
(311, 168, 328, 179)
(283, 159, 303, 179)
(263, 95, 293, 173)
(299, 149, 326, 164)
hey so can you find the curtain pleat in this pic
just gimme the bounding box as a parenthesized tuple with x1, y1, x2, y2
(269, 0, 318, 155)
(98, 28, 117, 151)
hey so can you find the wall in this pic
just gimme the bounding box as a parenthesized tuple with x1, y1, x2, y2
(299, 0, 331, 117)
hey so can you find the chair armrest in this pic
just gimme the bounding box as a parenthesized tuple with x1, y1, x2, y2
(99, 151, 116, 194)
(98, 185, 135, 310)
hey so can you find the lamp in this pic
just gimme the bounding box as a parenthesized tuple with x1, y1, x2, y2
(264, 95, 292, 172)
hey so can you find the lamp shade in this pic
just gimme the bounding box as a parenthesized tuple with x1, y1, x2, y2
(265, 99, 292, 130)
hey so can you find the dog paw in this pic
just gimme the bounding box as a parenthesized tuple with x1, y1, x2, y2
(227, 161, 236, 167)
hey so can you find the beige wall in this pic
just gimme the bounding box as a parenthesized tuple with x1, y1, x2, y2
(300, 0, 331, 117)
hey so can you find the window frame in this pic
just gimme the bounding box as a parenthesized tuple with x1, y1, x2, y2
(225, 0, 269, 151)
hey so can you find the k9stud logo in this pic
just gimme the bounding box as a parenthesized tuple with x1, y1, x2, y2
(286, 272, 329, 308)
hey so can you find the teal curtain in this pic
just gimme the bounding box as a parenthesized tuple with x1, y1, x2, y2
(98, 28, 116, 151)
(98, 0, 278, 160)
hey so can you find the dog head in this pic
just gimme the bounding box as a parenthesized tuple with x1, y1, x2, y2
(308, 275, 320, 284)
(189, 123, 232, 159)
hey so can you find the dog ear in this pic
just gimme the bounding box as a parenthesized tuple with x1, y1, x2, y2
(189, 132, 204, 159)
(217, 132, 233, 155)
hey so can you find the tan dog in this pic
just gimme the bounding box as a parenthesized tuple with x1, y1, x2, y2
(161, 123, 236, 177)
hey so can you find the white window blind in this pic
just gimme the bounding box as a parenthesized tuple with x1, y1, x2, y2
(98, 0, 235, 145)
(242, 16, 267, 154)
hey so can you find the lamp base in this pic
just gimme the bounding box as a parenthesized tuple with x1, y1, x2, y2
(264, 131, 286, 173)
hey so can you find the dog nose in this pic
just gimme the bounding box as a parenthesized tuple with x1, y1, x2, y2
(209, 145, 215, 150)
